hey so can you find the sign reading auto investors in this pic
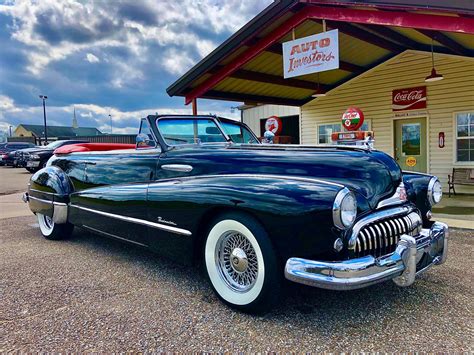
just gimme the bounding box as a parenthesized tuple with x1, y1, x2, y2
(282, 30, 339, 79)
(392, 86, 427, 111)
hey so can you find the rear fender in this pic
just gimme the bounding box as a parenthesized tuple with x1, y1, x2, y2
(26, 166, 74, 224)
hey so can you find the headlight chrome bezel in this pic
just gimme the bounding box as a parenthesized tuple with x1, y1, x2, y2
(427, 177, 442, 206)
(333, 188, 357, 230)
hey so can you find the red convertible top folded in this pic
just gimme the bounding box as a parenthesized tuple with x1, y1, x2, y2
(54, 143, 135, 155)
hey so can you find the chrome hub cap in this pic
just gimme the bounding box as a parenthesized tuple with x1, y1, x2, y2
(216, 232, 258, 292)
(44, 215, 54, 230)
(231, 247, 248, 272)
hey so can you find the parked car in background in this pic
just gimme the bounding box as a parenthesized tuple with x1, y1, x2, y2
(0, 142, 36, 166)
(22, 140, 88, 172)
(24, 115, 447, 313)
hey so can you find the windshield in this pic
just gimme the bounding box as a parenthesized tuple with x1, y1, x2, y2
(45, 140, 66, 149)
(220, 121, 259, 144)
(157, 118, 227, 145)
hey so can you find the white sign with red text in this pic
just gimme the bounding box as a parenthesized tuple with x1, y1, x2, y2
(282, 29, 339, 79)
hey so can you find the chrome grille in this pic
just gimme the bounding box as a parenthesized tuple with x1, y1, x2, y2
(354, 211, 422, 257)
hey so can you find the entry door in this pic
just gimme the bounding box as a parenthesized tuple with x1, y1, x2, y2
(394, 117, 427, 173)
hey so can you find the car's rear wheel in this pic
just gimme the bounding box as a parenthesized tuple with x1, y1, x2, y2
(37, 213, 74, 240)
(204, 212, 280, 313)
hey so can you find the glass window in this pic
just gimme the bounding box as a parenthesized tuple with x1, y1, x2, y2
(456, 112, 474, 162)
(318, 123, 341, 144)
(318, 120, 372, 144)
(138, 119, 156, 148)
(220, 122, 258, 144)
(157, 119, 227, 145)
(401, 123, 421, 156)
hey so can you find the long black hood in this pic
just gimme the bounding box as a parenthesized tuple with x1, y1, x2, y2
(162, 144, 402, 211)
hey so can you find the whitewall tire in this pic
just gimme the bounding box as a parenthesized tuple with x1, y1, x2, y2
(37, 213, 74, 240)
(204, 212, 280, 313)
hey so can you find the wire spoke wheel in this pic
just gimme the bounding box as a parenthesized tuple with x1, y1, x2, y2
(215, 231, 259, 293)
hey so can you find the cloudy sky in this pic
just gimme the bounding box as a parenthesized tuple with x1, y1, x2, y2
(0, 0, 271, 135)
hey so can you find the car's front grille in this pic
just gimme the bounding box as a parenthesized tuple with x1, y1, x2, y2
(354, 211, 422, 258)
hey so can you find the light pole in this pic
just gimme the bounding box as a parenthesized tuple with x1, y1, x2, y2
(39, 95, 48, 144)
(109, 114, 112, 134)
(9, 125, 12, 137)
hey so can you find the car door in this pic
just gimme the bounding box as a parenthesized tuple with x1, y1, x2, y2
(70, 119, 161, 246)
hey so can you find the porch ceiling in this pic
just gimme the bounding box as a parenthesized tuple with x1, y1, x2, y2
(168, 0, 474, 107)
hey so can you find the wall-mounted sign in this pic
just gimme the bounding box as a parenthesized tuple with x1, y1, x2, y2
(439, 132, 445, 148)
(282, 29, 339, 79)
(342, 107, 364, 131)
(265, 116, 282, 135)
(406, 156, 417, 167)
(392, 86, 427, 111)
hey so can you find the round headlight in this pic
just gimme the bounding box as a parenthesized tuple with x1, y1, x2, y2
(333, 188, 357, 229)
(428, 177, 442, 205)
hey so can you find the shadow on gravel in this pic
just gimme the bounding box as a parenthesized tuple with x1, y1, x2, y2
(65, 226, 446, 328)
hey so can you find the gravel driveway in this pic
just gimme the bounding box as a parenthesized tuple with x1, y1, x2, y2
(0, 215, 472, 352)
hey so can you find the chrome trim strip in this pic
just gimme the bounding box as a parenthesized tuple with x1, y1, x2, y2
(82, 225, 148, 247)
(149, 173, 345, 189)
(376, 182, 407, 209)
(28, 195, 67, 206)
(161, 164, 193, 173)
(285, 222, 448, 291)
(348, 206, 414, 250)
(69, 204, 192, 236)
(29, 189, 56, 196)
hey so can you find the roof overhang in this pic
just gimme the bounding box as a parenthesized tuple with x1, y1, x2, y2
(167, 0, 474, 107)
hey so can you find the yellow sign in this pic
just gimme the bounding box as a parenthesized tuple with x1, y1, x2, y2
(406, 156, 417, 167)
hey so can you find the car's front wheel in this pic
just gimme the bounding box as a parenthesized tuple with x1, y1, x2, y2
(204, 212, 280, 313)
(37, 213, 74, 240)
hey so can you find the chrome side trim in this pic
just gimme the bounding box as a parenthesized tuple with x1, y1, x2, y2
(27, 196, 68, 224)
(69, 204, 192, 236)
(348, 206, 413, 250)
(28, 195, 67, 206)
(149, 173, 344, 189)
(285, 222, 448, 291)
(161, 164, 193, 173)
(376, 182, 407, 209)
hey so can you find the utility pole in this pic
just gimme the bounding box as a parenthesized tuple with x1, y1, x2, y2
(9, 125, 12, 137)
(39, 95, 48, 144)
(109, 114, 112, 134)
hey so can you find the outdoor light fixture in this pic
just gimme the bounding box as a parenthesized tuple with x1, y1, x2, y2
(312, 73, 326, 97)
(425, 40, 444, 82)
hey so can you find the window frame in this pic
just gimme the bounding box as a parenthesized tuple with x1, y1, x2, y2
(453, 111, 474, 165)
(155, 116, 230, 148)
(137, 118, 158, 150)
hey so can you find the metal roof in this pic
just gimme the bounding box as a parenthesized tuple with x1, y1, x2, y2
(167, 0, 474, 106)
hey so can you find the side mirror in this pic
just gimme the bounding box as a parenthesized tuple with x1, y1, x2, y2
(136, 133, 155, 149)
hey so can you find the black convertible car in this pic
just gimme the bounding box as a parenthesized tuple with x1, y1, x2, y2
(23, 115, 447, 313)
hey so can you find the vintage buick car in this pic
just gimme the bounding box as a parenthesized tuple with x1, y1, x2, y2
(23, 115, 447, 312)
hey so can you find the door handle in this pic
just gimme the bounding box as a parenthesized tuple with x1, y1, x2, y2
(161, 164, 193, 173)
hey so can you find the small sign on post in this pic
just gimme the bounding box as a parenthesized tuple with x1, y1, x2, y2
(282, 29, 339, 79)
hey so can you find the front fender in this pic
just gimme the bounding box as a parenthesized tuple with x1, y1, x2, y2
(402, 171, 433, 226)
(147, 174, 344, 260)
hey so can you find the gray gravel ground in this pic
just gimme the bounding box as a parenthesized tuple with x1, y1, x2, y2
(0, 215, 473, 352)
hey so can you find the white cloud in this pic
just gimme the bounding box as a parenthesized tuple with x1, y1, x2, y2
(85, 53, 100, 63)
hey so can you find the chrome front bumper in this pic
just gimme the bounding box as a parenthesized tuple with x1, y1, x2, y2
(284, 222, 448, 290)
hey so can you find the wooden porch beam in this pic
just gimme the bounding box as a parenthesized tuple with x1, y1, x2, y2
(355, 24, 421, 49)
(210, 66, 328, 91)
(203, 90, 307, 106)
(416, 29, 471, 56)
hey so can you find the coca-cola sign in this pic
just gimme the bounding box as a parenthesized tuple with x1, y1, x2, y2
(392, 86, 427, 111)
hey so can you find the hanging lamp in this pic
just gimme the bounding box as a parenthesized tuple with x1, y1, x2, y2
(425, 40, 444, 82)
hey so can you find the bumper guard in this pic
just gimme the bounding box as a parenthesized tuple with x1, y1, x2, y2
(284, 222, 448, 290)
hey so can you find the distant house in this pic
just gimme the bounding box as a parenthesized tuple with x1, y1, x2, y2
(14, 124, 102, 140)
